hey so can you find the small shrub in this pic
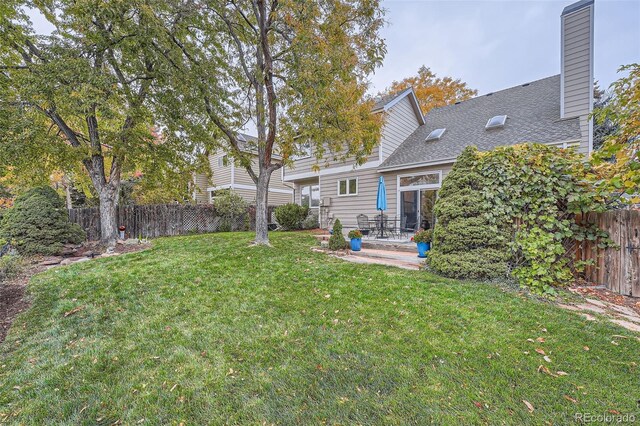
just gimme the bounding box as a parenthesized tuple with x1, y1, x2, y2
(328, 219, 347, 250)
(275, 203, 309, 230)
(301, 210, 319, 230)
(0, 255, 22, 283)
(0, 186, 85, 255)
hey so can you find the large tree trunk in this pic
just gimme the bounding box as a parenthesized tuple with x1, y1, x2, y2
(254, 169, 272, 245)
(98, 184, 119, 248)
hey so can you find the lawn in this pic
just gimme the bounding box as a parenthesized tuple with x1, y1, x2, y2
(1, 232, 638, 425)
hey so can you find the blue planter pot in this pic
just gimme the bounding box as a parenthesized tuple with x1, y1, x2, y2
(416, 241, 430, 258)
(350, 238, 362, 251)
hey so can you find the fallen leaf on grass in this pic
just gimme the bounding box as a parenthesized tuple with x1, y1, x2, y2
(563, 395, 578, 403)
(537, 365, 557, 377)
(536, 337, 546, 343)
(556, 371, 569, 376)
(583, 346, 590, 351)
(523, 400, 534, 413)
(543, 356, 552, 363)
(535, 348, 546, 355)
(64, 306, 84, 317)
(473, 401, 483, 409)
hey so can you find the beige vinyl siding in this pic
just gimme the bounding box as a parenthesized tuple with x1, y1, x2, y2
(379, 96, 421, 161)
(233, 157, 292, 193)
(319, 168, 391, 230)
(318, 163, 454, 231)
(209, 151, 233, 187)
(193, 172, 210, 204)
(562, 5, 592, 120)
(228, 188, 292, 206)
(285, 145, 380, 178)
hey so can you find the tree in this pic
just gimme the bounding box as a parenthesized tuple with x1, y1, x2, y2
(150, 0, 386, 245)
(382, 65, 477, 115)
(591, 64, 640, 203)
(0, 1, 203, 247)
(592, 83, 617, 151)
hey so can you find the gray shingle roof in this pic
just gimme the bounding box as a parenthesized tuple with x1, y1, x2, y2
(379, 75, 582, 170)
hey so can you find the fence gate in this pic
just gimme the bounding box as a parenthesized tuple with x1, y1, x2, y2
(579, 210, 640, 297)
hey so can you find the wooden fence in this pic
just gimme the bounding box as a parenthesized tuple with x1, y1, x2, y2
(576, 209, 640, 297)
(68, 204, 277, 241)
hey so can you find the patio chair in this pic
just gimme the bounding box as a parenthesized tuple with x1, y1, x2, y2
(385, 216, 398, 239)
(356, 214, 372, 237)
(399, 215, 415, 239)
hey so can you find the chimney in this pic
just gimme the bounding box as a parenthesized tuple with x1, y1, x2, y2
(560, 0, 595, 153)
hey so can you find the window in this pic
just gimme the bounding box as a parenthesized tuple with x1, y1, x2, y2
(217, 155, 229, 167)
(338, 178, 358, 196)
(425, 128, 446, 141)
(301, 184, 319, 207)
(399, 172, 440, 188)
(485, 115, 507, 129)
(291, 142, 312, 160)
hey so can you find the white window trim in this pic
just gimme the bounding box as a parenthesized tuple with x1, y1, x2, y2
(397, 171, 442, 191)
(300, 183, 320, 208)
(546, 140, 581, 149)
(337, 177, 358, 197)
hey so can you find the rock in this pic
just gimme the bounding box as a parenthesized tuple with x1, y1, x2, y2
(60, 257, 89, 266)
(40, 257, 63, 266)
(610, 319, 640, 333)
(584, 298, 609, 308)
(99, 252, 120, 258)
(576, 303, 606, 314)
(608, 304, 638, 317)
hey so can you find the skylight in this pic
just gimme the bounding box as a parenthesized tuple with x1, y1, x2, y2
(425, 128, 446, 141)
(486, 115, 507, 129)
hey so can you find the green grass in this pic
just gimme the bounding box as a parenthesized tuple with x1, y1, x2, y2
(1, 232, 638, 425)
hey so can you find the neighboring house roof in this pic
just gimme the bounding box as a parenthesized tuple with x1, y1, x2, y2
(379, 75, 582, 171)
(372, 88, 425, 125)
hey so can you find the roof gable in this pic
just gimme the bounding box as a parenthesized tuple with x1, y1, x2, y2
(372, 88, 425, 125)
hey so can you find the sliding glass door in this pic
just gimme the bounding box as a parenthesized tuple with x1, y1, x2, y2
(400, 189, 437, 231)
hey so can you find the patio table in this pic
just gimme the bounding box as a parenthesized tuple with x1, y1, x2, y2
(369, 219, 399, 239)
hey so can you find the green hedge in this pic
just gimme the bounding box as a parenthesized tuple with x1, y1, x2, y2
(275, 203, 309, 230)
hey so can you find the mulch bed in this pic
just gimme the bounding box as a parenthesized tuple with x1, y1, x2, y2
(0, 267, 42, 344)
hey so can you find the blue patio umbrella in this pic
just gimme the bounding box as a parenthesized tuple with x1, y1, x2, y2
(376, 176, 387, 211)
(376, 176, 387, 237)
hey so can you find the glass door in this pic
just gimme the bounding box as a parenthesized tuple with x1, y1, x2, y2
(400, 191, 419, 231)
(420, 189, 437, 230)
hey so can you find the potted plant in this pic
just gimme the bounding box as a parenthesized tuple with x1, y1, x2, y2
(348, 229, 363, 251)
(411, 229, 433, 258)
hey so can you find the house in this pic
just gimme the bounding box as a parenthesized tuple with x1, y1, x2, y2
(284, 0, 595, 233)
(193, 133, 294, 206)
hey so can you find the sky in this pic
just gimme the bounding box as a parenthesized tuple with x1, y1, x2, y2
(26, 0, 639, 101)
(372, 0, 640, 95)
